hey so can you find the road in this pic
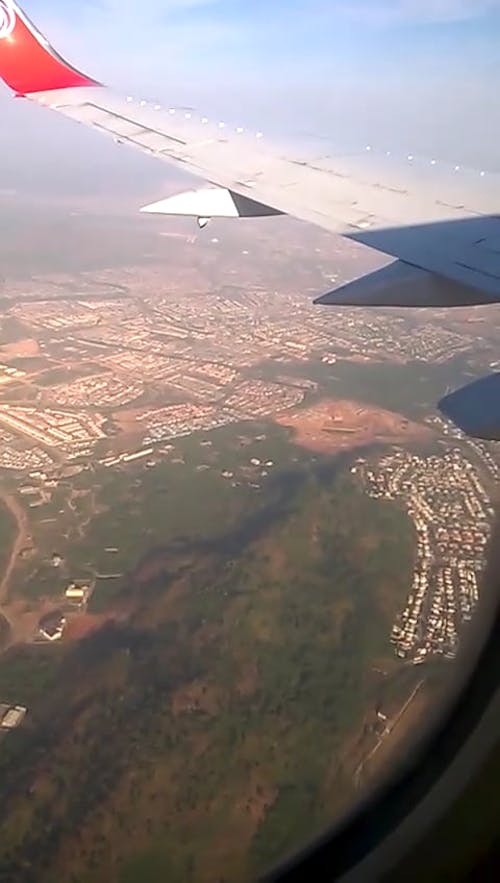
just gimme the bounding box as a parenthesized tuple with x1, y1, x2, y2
(0, 492, 30, 603)
(354, 679, 425, 788)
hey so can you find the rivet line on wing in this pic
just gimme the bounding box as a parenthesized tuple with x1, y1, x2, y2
(83, 98, 492, 176)
(109, 95, 268, 139)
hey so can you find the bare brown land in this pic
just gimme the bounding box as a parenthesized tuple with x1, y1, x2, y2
(111, 408, 146, 432)
(3, 598, 62, 645)
(64, 612, 118, 642)
(108, 408, 147, 453)
(0, 338, 40, 358)
(275, 398, 432, 454)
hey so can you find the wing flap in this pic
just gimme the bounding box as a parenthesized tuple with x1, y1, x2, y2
(315, 260, 497, 308)
(57, 100, 189, 153)
(439, 374, 500, 441)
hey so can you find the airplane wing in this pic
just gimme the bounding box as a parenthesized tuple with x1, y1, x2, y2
(1, 1, 500, 310)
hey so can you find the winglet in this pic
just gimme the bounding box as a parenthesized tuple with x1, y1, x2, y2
(0, 0, 100, 96)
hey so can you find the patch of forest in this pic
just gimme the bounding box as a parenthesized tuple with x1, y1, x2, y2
(0, 465, 420, 883)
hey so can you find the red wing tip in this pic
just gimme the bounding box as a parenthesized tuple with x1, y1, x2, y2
(0, 1, 99, 94)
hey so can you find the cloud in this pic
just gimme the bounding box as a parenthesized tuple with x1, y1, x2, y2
(331, 0, 500, 25)
(30, 0, 241, 85)
(27, 0, 500, 79)
(86, 0, 500, 22)
(34, 0, 500, 46)
(86, 0, 500, 28)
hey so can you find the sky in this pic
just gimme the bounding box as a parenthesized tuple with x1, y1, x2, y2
(1, 0, 500, 202)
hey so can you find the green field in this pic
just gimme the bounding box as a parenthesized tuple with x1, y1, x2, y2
(257, 354, 477, 419)
(19, 420, 316, 605)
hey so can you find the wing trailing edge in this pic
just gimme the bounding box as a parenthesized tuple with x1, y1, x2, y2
(315, 260, 499, 308)
(0, 0, 99, 95)
(439, 374, 500, 441)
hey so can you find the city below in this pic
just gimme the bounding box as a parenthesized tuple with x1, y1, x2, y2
(0, 218, 498, 883)
(0, 243, 498, 725)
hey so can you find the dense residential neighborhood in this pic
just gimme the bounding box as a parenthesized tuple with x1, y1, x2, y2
(363, 449, 493, 661)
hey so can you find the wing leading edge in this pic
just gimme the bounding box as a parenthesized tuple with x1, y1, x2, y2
(1, 1, 499, 437)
